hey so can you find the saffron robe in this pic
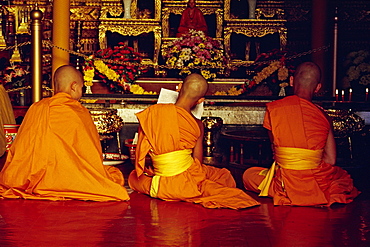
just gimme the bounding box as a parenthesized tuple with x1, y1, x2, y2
(0, 84, 16, 156)
(0, 93, 129, 201)
(243, 95, 360, 206)
(128, 104, 259, 209)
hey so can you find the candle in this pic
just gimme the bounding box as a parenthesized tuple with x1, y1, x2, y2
(335, 89, 338, 101)
(341, 90, 345, 102)
(349, 88, 352, 102)
(366, 88, 369, 102)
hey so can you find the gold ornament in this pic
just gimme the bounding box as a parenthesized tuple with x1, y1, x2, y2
(89, 109, 124, 134)
(326, 109, 365, 137)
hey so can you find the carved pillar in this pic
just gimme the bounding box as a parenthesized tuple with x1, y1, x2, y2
(52, 0, 70, 90)
(311, 0, 328, 93)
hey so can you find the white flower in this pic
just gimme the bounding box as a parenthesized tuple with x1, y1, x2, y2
(182, 55, 191, 62)
(182, 48, 192, 55)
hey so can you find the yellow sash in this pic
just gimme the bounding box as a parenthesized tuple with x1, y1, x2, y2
(149, 149, 194, 198)
(258, 146, 323, 196)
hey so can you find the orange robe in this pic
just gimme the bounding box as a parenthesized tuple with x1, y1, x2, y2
(243, 95, 360, 206)
(128, 104, 259, 209)
(0, 92, 129, 201)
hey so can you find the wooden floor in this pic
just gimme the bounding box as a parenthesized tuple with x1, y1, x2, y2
(0, 161, 369, 247)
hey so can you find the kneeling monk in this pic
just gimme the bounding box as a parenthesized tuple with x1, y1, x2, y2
(0, 82, 16, 157)
(243, 62, 360, 206)
(0, 65, 129, 201)
(128, 73, 259, 209)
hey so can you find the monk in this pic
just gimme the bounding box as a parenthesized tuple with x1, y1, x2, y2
(243, 62, 360, 206)
(0, 65, 129, 201)
(0, 83, 16, 157)
(128, 73, 259, 209)
(177, 0, 208, 37)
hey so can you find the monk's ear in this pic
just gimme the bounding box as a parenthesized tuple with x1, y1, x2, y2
(70, 81, 77, 91)
(176, 83, 183, 92)
(314, 83, 322, 93)
(196, 97, 205, 105)
(289, 76, 294, 87)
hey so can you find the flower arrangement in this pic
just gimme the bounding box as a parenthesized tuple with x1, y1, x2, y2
(243, 49, 296, 95)
(214, 86, 244, 96)
(83, 43, 147, 93)
(129, 84, 156, 95)
(342, 50, 370, 88)
(162, 30, 226, 80)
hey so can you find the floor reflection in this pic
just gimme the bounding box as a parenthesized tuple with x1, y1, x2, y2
(0, 189, 369, 246)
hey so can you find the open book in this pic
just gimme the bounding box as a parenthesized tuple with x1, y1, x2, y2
(157, 88, 204, 120)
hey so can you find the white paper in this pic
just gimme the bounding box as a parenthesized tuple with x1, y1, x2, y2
(132, 132, 138, 145)
(157, 88, 204, 120)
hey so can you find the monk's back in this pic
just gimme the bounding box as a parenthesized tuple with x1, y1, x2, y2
(136, 104, 200, 154)
(265, 95, 330, 150)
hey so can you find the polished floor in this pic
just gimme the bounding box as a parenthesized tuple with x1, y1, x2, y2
(0, 162, 369, 246)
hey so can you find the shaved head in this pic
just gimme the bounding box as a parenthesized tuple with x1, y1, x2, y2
(293, 62, 321, 93)
(54, 65, 84, 100)
(179, 73, 208, 103)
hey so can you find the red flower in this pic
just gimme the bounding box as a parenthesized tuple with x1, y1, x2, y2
(248, 80, 257, 88)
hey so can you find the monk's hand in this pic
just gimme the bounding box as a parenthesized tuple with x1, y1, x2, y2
(144, 164, 155, 176)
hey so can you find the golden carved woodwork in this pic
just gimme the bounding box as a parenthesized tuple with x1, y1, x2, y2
(98, 0, 162, 66)
(100, 5, 124, 18)
(100, 0, 161, 21)
(223, 0, 233, 21)
(80, 38, 100, 54)
(224, 20, 287, 64)
(223, 0, 287, 65)
(255, 8, 285, 19)
(70, 7, 100, 21)
(99, 21, 162, 66)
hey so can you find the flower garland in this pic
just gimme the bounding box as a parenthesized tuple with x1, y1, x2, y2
(129, 84, 156, 95)
(94, 60, 120, 82)
(242, 49, 296, 95)
(83, 66, 94, 87)
(83, 43, 147, 93)
(214, 86, 244, 96)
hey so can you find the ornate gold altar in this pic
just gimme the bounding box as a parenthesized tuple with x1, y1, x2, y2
(1, 0, 287, 75)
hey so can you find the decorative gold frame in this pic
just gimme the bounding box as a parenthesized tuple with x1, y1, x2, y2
(98, 0, 162, 66)
(223, 1, 287, 64)
(224, 19, 287, 61)
(99, 22, 162, 66)
(100, 0, 161, 21)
